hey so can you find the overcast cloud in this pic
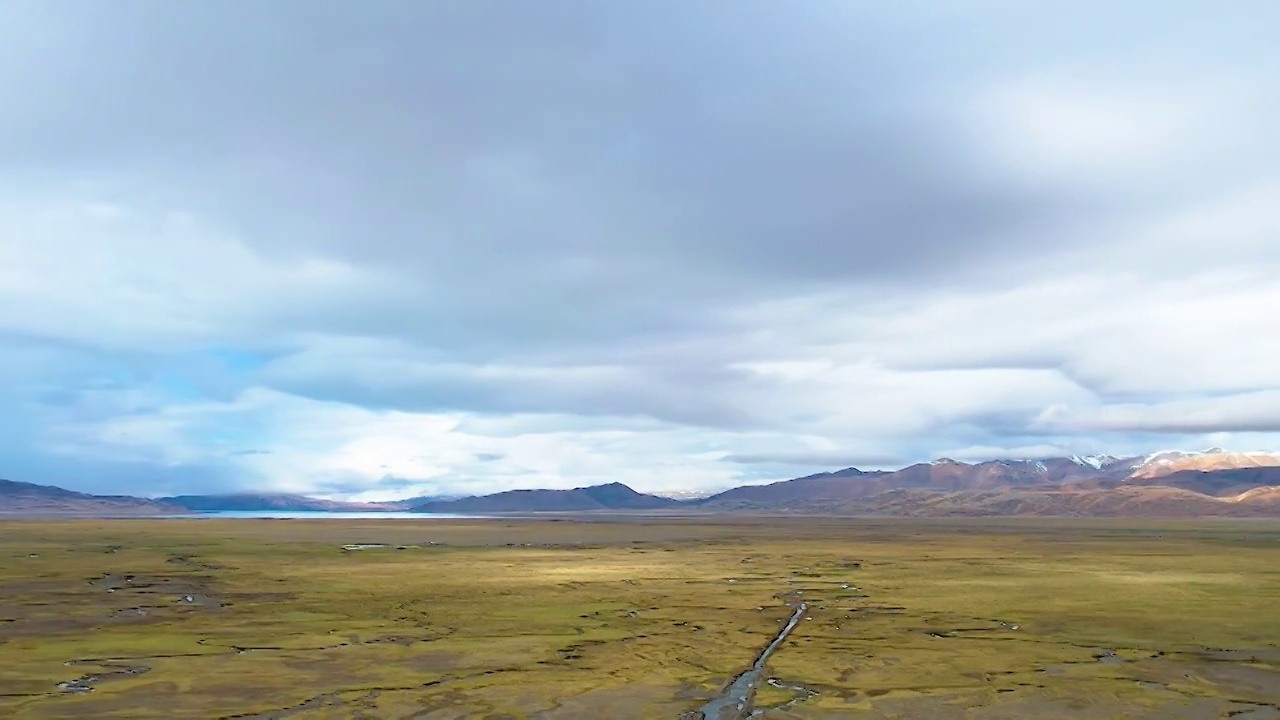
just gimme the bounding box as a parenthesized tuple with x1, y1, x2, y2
(2, 1, 1278, 499)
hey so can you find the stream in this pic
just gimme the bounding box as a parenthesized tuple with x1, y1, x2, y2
(697, 598, 808, 720)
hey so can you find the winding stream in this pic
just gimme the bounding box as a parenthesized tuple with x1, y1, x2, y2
(698, 599, 808, 720)
(57, 660, 150, 693)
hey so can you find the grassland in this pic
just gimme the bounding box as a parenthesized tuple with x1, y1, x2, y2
(0, 517, 1278, 718)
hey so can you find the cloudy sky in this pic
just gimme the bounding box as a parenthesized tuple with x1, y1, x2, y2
(2, 1, 1278, 499)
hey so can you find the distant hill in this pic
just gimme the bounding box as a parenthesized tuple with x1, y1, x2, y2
(695, 451, 1280, 517)
(160, 494, 403, 512)
(695, 467, 883, 510)
(7, 448, 1280, 518)
(821, 484, 1280, 518)
(1, 479, 466, 515)
(698, 458, 1106, 510)
(413, 482, 681, 513)
(385, 494, 466, 509)
(649, 488, 720, 501)
(0, 478, 184, 515)
(1119, 466, 1280, 497)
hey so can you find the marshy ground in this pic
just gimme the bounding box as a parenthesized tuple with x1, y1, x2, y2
(0, 517, 1277, 718)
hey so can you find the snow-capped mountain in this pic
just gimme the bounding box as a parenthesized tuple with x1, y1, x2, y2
(1142, 448, 1224, 467)
(649, 489, 721, 501)
(1129, 448, 1280, 479)
(1070, 454, 1123, 470)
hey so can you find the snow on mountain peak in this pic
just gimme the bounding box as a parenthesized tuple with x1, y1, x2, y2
(650, 489, 718, 500)
(1139, 448, 1259, 466)
(1142, 450, 1195, 465)
(1070, 454, 1119, 470)
(1129, 448, 1280, 479)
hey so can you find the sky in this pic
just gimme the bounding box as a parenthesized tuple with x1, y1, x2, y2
(2, 1, 1279, 500)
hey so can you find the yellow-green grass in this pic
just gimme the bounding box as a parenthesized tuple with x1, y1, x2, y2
(0, 518, 1277, 718)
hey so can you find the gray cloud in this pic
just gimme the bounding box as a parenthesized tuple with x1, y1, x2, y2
(1037, 391, 1280, 435)
(255, 342, 769, 429)
(1, 2, 1087, 350)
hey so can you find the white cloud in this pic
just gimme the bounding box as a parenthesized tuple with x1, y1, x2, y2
(933, 444, 1074, 463)
(974, 81, 1196, 175)
(3, 3, 1280, 498)
(967, 64, 1272, 188)
(36, 386, 801, 498)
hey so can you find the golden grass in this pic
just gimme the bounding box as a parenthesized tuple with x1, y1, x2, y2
(0, 517, 1277, 718)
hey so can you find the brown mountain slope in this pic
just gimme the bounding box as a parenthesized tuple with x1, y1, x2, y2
(700, 458, 1105, 509)
(413, 482, 680, 513)
(1230, 486, 1280, 507)
(1122, 467, 1280, 497)
(827, 485, 1280, 518)
(0, 479, 184, 515)
(695, 467, 884, 509)
(887, 458, 1107, 489)
(699, 454, 1280, 517)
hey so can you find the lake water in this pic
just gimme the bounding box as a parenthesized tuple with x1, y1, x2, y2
(171, 511, 485, 520)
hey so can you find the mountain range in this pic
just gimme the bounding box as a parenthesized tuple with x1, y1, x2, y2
(690, 450, 1280, 516)
(0, 486, 461, 515)
(4, 449, 1280, 517)
(0, 479, 185, 515)
(413, 482, 681, 513)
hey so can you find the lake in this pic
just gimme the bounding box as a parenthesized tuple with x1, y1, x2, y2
(171, 511, 486, 519)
